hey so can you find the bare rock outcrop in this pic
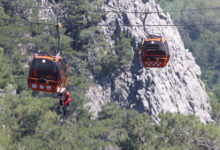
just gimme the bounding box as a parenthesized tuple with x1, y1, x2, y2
(86, 0, 212, 123)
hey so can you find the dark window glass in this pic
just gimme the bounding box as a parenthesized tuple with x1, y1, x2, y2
(146, 44, 159, 49)
(148, 50, 165, 55)
(143, 41, 166, 56)
(30, 58, 58, 80)
(161, 43, 165, 51)
(143, 41, 161, 50)
(164, 41, 169, 51)
(29, 59, 35, 77)
(58, 60, 63, 71)
(58, 60, 64, 79)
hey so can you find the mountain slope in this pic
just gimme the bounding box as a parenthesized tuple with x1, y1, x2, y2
(86, 0, 212, 123)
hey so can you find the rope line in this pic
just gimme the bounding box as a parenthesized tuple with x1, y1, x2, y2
(0, 17, 54, 26)
(0, 3, 220, 14)
(95, 23, 220, 27)
(0, 17, 219, 27)
(87, 7, 220, 14)
(0, 4, 52, 9)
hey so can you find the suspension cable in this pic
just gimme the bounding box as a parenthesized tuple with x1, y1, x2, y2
(0, 17, 55, 26)
(0, 17, 219, 27)
(0, 3, 220, 14)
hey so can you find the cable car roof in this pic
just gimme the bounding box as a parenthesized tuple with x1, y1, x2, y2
(145, 36, 166, 43)
(34, 52, 61, 62)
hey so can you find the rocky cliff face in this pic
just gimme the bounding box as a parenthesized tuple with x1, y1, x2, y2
(86, 0, 212, 123)
(37, 0, 64, 22)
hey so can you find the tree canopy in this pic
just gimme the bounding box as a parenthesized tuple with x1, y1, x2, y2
(0, 0, 220, 149)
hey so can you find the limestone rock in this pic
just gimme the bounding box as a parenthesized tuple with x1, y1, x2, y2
(86, 0, 212, 123)
(0, 84, 16, 98)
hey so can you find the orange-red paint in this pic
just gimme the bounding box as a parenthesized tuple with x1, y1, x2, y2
(138, 36, 170, 68)
(28, 52, 69, 94)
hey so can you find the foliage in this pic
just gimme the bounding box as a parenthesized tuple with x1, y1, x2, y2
(0, 47, 14, 89)
(65, 0, 104, 49)
(121, 112, 220, 150)
(101, 33, 133, 76)
(1, 93, 220, 149)
(115, 33, 133, 64)
(156, 0, 220, 122)
(0, 0, 220, 149)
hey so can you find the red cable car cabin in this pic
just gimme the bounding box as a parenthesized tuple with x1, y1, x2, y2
(138, 36, 170, 68)
(28, 52, 69, 94)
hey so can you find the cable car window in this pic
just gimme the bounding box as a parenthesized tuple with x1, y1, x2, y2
(146, 44, 159, 49)
(143, 41, 160, 50)
(161, 43, 165, 51)
(164, 41, 169, 51)
(58, 60, 63, 71)
(58, 60, 64, 79)
(29, 59, 35, 77)
(32, 58, 58, 80)
(148, 50, 166, 55)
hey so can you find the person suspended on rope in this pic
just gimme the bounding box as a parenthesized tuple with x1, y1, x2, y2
(60, 90, 71, 116)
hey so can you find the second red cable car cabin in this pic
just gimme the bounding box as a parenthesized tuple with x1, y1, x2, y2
(28, 52, 69, 94)
(138, 35, 170, 68)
